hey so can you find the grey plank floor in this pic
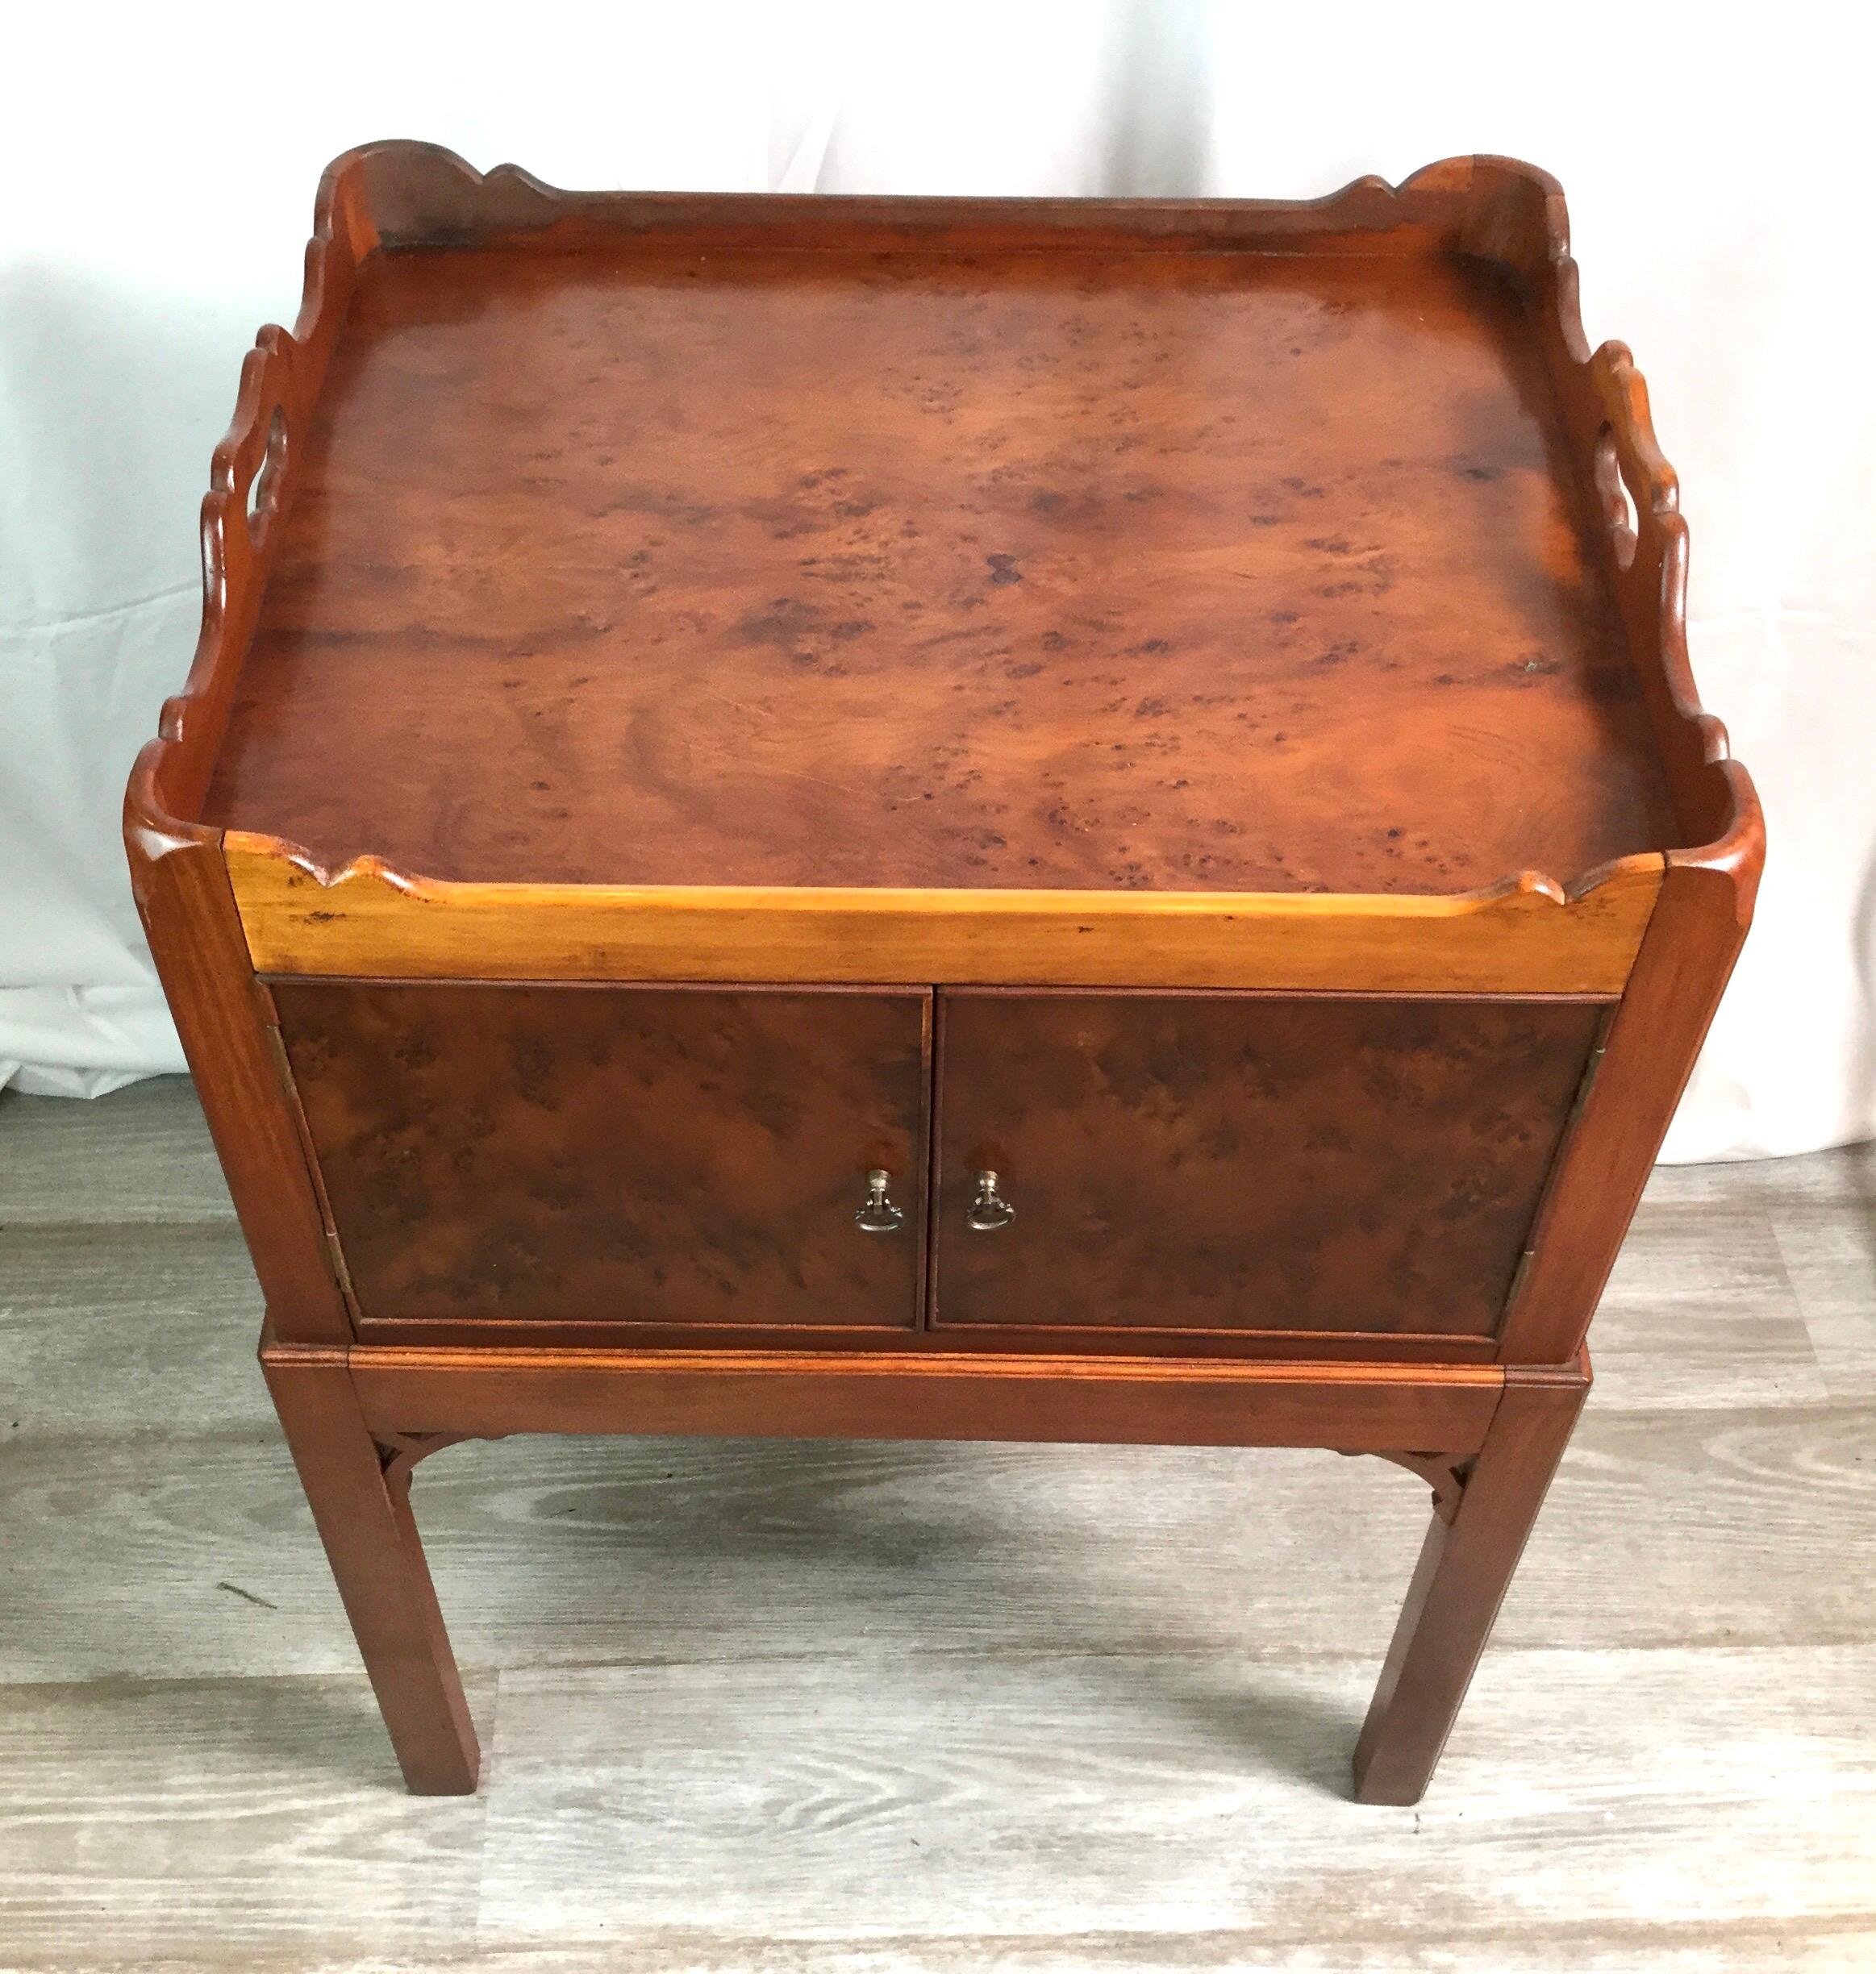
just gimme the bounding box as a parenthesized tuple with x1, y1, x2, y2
(1, 1078, 1872, 1973)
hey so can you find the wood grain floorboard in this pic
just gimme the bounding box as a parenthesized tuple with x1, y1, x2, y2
(16, 1932, 1876, 1973)
(1, 1222, 268, 1441)
(10, 1929, 1876, 1974)
(0, 1078, 232, 1227)
(0, 1671, 492, 1966)
(0, 1079, 1872, 1972)
(1762, 1146, 1876, 1402)
(1588, 1190, 1827, 1412)
(6, 1399, 1874, 1690)
(474, 1643, 1876, 1948)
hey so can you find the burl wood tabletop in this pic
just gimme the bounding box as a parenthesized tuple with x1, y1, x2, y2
(203, 244, 1676, 895)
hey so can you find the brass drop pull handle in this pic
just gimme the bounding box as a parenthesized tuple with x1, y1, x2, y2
(966, 1169, 1015, 1232)
(854, 1168, 905, 1235)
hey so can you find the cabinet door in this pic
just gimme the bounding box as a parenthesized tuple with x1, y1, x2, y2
(932, 991, 1603, 1339)
(273, 983, 928, 1331)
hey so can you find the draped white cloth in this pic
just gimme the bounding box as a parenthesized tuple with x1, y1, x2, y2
(2, 2, 1868, 1157)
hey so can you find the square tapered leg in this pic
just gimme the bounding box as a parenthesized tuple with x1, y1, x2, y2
(1353, 1362, 1588, 1805)
(261, 1341, 479, 1794)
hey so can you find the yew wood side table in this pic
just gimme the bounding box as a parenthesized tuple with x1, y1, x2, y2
(127, 143, 1761, 1803)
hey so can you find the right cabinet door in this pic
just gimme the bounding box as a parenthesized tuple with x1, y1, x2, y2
(932, 991, 1605, 1340)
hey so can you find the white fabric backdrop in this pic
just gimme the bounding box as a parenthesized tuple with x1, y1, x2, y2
(2, 2, 1870, 1158)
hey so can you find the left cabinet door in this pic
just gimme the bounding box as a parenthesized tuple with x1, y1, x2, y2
(270, 983, 930, 1331)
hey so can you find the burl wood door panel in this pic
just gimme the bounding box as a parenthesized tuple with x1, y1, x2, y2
(270, 983, 928, 1329)
(933, 992, 1604, 1338)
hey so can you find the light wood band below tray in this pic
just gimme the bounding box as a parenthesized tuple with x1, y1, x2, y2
(223, 833, 1661, 993)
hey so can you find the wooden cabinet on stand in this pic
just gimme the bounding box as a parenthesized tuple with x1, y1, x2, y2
(127, 144, 1761, 1802)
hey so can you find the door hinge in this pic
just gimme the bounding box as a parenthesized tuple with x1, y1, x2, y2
(1566, 1039, 1607, 1130)
(261, 1022, 297, 1102)
(323, 1228, 358, 1303)
(1500, 1031, 1607, 1329)
(261, 1022, 356, 1310)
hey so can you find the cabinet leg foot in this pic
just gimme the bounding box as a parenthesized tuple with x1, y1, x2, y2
(1350, 1364, 1587, 1806)
(261, 1347, 480, 1794)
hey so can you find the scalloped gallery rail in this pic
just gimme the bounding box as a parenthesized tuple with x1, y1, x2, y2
(223, 831, 1661, 991)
